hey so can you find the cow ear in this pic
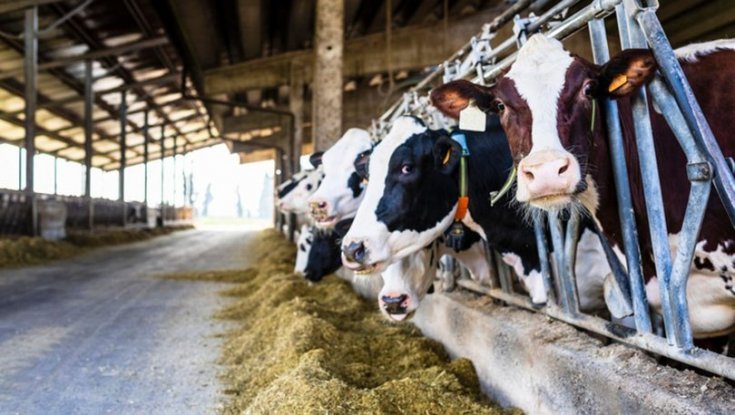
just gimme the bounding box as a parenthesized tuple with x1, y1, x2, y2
(433, 136, 462, 175)
(598, 49, 657, 98)
(353, 150, 371, 181)
(333, 218, 353, 238)
(430, 80, 495, 120)
(309, 151, 324, 168)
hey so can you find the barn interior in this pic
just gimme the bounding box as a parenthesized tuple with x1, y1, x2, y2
(0, 1, 733, 413)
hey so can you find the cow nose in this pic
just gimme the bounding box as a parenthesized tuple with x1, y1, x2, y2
(519, 153, 576, 199)
(381, 294, 409, 315)
(309, 200, 327, 210)
(521, 157, 569, 180)
(308, 199, 330, 219)
(343, 241, 367, 264)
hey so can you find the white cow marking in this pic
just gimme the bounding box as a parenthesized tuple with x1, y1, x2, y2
(675, 39, 735, 63)
(506, 34, 574, 154)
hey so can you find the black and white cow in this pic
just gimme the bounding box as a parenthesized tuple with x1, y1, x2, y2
(308, 129, 373, 229)
(378, 232, 492, 321)
(294, 220, 353, 282)
(276, 168, 324, 214)
(433, 35, 735, 338)
(342, 116, 611, 311)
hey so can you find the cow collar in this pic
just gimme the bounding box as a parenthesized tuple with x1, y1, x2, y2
(451, 131, 470, 220)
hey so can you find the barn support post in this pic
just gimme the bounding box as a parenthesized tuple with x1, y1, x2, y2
(53, 156, 58, 195)
(119, 90, 127, 227)
(619, 0, 672, 338)
(172, 136, 177, 210)
(84, 59, 94, 231)
(24, 6, 38, 236)
(288, 64, 305, 242)
(18, 146, 22, 190)
(143, 110, 149, 205)
(159, 125, 165, 227)
(312, 0, 344, 150)
(274, 148, 285, 231)
(588, 17, 651, 333)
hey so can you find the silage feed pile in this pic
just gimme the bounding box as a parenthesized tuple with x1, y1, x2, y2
(0, 225, 193, 268)
(169, 229, 514, 414)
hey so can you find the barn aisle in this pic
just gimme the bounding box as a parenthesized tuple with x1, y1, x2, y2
(0, 227, 260, 414)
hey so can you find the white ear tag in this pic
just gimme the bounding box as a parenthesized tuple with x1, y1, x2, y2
(459, 101, 486, 132)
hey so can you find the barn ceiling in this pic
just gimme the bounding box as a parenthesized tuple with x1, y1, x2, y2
(0, 0, 732, 170)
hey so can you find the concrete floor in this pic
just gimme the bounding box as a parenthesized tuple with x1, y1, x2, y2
(0, 228, 259, 415)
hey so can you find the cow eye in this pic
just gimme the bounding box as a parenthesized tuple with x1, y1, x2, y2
(583, 81, 597, 97)
(493, 100, 506, 112)
(400, 163, 414, 175)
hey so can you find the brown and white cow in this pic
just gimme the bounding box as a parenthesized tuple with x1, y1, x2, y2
(432, 35, 735, 338)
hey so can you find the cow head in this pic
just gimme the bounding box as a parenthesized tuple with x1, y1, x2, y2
(379, 248, 435, 321)
(276, 168, 324, 214)
(294, 225, 314, 275)
(341, 116, 460, 273)
(432, 34, 656, 213)
(307, 128, 372, 229)
(301, 219, 353, 282)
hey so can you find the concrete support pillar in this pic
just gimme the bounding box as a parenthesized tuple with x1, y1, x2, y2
(119, 90, 127, 227)
(290, 64, 305, 167)
(119, 90, 127, 202)
(53, 156, 57, 195)
(288, 65, 305, 241)
(83, 60, 94, 231)
(143, 111, 149, 205)
(159, 125, 165, 227)
(312, 0, 344, 151)
(24, 6, 38, 235)
(18, 146, 22, 190)
(83, 60, 93, 197)
(23, 7, 37, 194)
(172, 137, 177, 209)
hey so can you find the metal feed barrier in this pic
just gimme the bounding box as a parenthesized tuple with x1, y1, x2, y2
(0, 188, 159, 236)
(371, 0, 735, 380)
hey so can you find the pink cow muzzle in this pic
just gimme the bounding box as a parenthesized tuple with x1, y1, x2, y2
(516, 150, 581, 209)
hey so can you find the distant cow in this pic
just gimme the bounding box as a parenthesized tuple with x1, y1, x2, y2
(276, 167, 324, 214)
(433, 35, 735, 338)
(296, 219, 353, 282)
(308, 129, 373, 229)
(342, 116, 612, 310)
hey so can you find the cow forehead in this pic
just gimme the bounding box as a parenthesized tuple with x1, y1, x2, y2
(321, 128, 372, 173)
(506, 34, 574, 152)
(369, 117, 427, 176)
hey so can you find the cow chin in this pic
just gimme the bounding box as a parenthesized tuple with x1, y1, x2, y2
(529, 193, 575, 210)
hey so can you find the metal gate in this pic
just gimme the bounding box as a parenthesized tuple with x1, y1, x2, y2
(371, 0, 735, 380)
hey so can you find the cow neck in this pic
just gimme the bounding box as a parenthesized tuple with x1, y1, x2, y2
(458, 124, 541, 272)
(450, 131, 470, 221)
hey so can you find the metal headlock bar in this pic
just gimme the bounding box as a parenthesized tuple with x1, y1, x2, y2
(369, 0, 735, 380)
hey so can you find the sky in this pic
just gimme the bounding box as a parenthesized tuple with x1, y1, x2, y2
(0, 143, 282, 219)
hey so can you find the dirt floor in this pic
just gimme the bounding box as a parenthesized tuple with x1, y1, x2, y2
(0, 226, 259, 414)
(164, 229, 515, 414)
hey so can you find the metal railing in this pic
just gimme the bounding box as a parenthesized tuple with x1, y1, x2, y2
(370, 0, 735, 380)
(0, 188, 159, 236)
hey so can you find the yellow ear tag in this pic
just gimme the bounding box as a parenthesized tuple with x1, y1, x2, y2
(442, 148, 452, 165)
(608, 74, 628, 93)
(459, 100, 486, 132)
